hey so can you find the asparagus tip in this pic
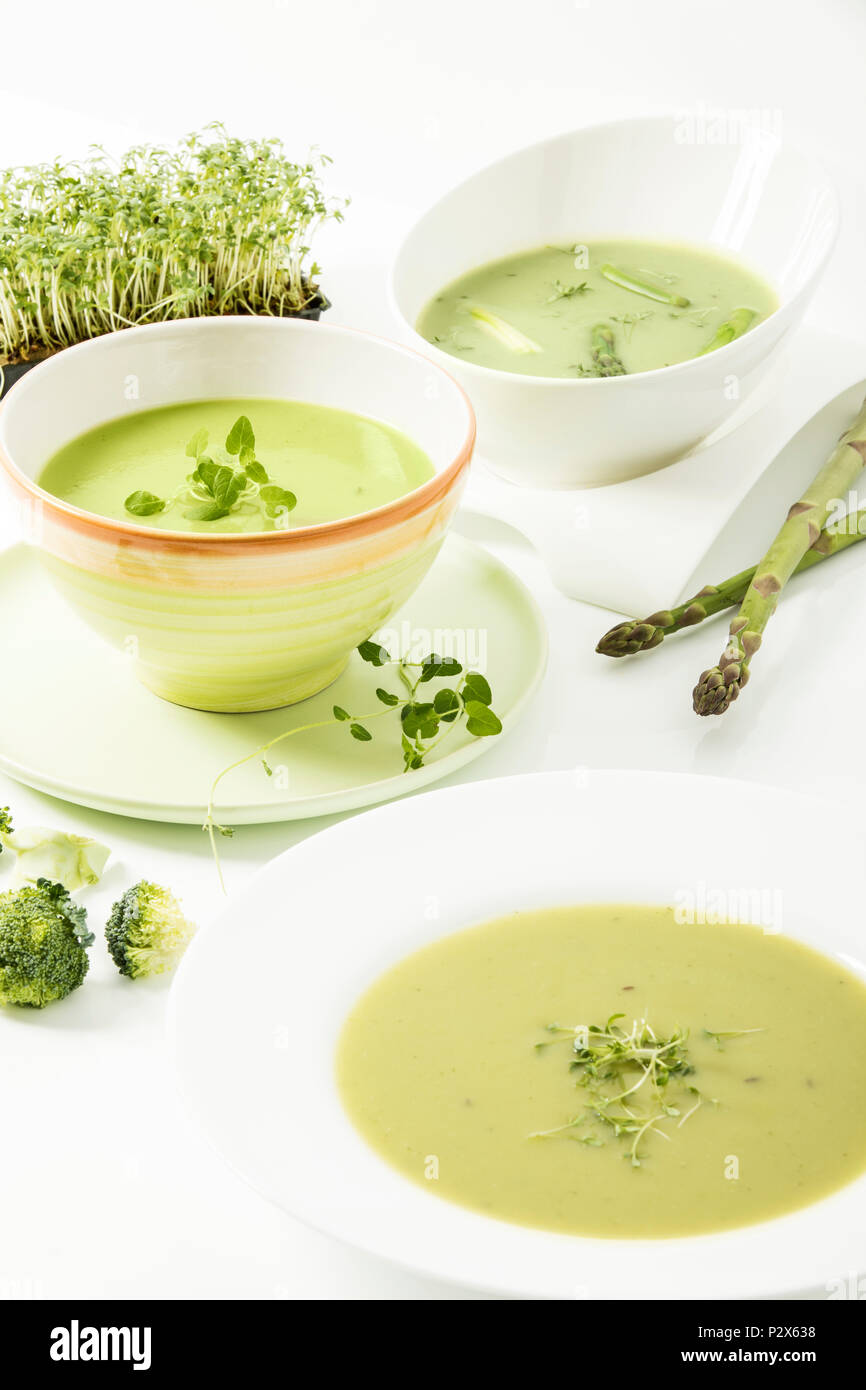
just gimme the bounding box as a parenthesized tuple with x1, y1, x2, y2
(692, 661, 748, 716)
(596, 620, 665, 658)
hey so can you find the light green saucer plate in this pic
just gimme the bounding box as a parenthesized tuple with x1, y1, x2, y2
(0, 535, 547, 824)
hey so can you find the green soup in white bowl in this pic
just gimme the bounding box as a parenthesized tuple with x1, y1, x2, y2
(0, 318, 474, 713)
(392, 118, 839, 486)
(417, 238, 778, 378)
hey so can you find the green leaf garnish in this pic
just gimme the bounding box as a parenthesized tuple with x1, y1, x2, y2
(225, 415, 255, 464)
(464, 701, 502, 736)
(185, 428, 209, 461)
(125, 490, 167, 517)
(357, 641, 391, 667)
(432, 687, 460, 721)
(244, 459, 269, 485)
(260, 484, 297, 517)
(419, 654, 463, 682)
(463, 671, 492, 706)
(400, 702, 438, 739)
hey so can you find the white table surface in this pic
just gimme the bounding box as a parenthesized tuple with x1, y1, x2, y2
(1, 0, 865, 1300)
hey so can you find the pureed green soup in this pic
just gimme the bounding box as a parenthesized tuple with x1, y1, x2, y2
(338, 904, 866, 1238)
(417, 238, 778, 378)
(38, 398, 435, 533)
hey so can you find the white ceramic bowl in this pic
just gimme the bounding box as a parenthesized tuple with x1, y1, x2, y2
(392, 117, 840, 487)
(170, 770, 866, 1299)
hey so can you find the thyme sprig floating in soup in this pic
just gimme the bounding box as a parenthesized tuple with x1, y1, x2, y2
(531, 1014, 761, 1166)
(204, 643, 502, 888)
(417, 238, 777, 378)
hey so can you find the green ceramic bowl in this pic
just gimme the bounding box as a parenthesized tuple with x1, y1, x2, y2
(0, 318, 475, 712)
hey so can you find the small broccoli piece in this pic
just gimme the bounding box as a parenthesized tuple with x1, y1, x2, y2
(105, 881, 197, 979)
(0, 807, 12, 847)
(0, 877, 93, 1008)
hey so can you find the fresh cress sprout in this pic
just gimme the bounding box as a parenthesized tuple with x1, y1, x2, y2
(0, 124, 346, 365)
(531, 1014, 762, 1167)
(203, 643, 503, 890)
(124, 416, 297, 527)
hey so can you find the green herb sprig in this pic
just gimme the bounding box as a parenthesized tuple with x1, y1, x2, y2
(531, 1014, 761, 1167)
(204, 643, 502, 889)
(546, 280, 590, 303)
(124, 416, 296, 527)
(610, 310, 654, 342)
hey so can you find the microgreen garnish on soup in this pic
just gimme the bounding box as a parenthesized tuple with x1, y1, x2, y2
(338, 905, 865, 1238)
(531, 1013, 761, 1167)
(124, 416, 297, 527)
(203, 643, 502, 888)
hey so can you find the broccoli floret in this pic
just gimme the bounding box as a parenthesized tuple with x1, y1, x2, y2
(0, 807, 12, 846)
(0, 878, 93, 1008)
(105, 881, 197, 979)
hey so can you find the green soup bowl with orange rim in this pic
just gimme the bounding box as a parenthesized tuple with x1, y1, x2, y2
(0, 318, 475, 713)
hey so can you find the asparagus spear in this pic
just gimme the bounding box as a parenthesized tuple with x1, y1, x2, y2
(600, 263, 690, 308)
(693, 397, 866, 716)
(469, 306, 542, 354)
(697, 307, 757, 356)
(591, 323, 627, 377)
(597, 515, 866, 657)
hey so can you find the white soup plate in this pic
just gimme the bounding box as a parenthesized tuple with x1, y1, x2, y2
(168, 769, 866, 1299)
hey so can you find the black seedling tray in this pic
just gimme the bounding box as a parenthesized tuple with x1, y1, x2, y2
(0, 357, 45, 399)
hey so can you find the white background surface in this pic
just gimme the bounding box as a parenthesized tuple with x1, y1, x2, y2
(1, 0, 865, 1300)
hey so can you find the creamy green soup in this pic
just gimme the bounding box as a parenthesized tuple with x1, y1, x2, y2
(417, 239, 778, 378)
(337, 905, 866, 1238)
(39, 398, 435, 533)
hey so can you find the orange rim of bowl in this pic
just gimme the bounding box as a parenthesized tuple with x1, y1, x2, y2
(0, 319, 476, 554)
